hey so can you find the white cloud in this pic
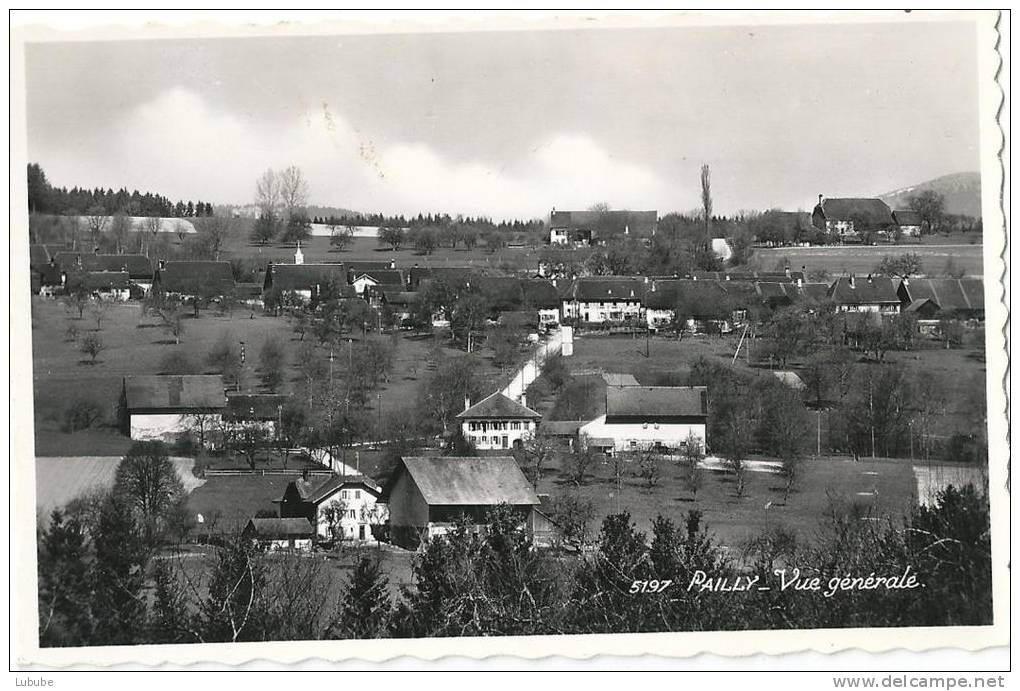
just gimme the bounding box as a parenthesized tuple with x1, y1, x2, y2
(38, 88, 685, 219)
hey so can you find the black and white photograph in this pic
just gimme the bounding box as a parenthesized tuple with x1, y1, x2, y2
(9, 10, 1009, 670)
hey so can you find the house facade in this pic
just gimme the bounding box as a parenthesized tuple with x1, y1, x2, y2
(277, 473, 387, 543)
(457, 392, 542, 450)
(387, 456, 541, 547)
(263, 260, 349, 305)
(897, 277, 985, 321)
(243, 517, 315, 550)
(892, 209, 924, 237)
(120, 374, 227, 442)
(548, 209, 657, 245)
(579, 386, 708, 455)
(827, 275, 901, 314)
(561, 277, 646, 324)
(153, 261, 235, 301)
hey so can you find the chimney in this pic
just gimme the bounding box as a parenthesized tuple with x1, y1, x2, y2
(520, 393, 527, 409)
(849, 274, 856, 289)
(818, 194, 823, 206)
(389, 259, 395, 269)
(464, 395, 471, 412)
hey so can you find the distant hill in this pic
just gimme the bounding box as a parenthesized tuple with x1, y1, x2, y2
(878, 171, 982, 218)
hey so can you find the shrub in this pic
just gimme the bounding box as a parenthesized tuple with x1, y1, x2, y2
(63, 395, 105, 432)
(946, 433, 986, 465)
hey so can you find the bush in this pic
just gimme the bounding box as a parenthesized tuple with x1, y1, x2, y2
(946, 433, 986, 465)
(160, 350, 197, 375)
(63, 395, 105, 432)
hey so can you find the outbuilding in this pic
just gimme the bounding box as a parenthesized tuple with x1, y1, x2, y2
(119, 374, 227, 442)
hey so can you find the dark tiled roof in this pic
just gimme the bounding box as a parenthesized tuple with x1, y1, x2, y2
(457, 392, 541, 420)
(550, 209, 658, 236)
(606, 386, 708, 418)
(345, 261, 395, 274)
(827, 276, 900, 305)
(407, 266, 476, 289)
(520, 279, 561, 309)
(245, 517, 314, 539)
(892, 209, 923, 226)
(382, 290, 418, 306)
(689, 271, 805, 282)
(266, 263, 346, 292)
(643, 279, 732, 315)
(565, 277, 647, 302)
(352, 269, 404, 287)
(33, 263, 63, 286)
(85, 254, 153, 278)
(123, 375, 227, 411)
(300, 474, 382, 503)
(225, 393, 289, 421)
(539, 420, 586, 436)
(816, 198, 895, 227)
(900, 278, 984, 312)
(66, 271, 132, 292)
(156, 261, 235, 294)
(399, 456, 540, 506)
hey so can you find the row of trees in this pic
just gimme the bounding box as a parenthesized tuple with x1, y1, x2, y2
(39, 484, 992, 646)
(27, 164, 213, 218)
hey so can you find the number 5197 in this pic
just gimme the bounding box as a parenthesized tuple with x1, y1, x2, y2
(629, 579, 673, 594)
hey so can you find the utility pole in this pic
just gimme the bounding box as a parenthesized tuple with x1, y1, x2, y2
(816, 409, 821, 457)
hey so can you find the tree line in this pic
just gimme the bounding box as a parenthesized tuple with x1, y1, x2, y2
(27, 164, 213, 218)
(38, 476, 991, 646)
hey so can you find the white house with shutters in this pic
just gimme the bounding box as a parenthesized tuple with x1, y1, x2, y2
(457, 392, 542, 450)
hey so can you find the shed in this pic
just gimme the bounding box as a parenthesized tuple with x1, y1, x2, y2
(120, 374, 227, 442)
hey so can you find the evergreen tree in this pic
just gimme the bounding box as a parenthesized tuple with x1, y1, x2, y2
(201, 535, 271, 642)
(327, 556, 392, 639)
(90, 495, 148, 645)
(37, 510, 93, 647)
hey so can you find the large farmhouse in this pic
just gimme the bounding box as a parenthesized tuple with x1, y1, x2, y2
(561, 277, 647, 324)
(152, 261, 235, 300)
(263, 261, 350, 305)
(457, 392, 542, 450)
(276, 473, 386, 543)
(898, 277, 985, 321)
(120, 374, 227, 442)
(387, 456, 541, 547)
(579, 386, 708, 455)
(548, 209, 657, 245)
(827, 275, 901, 313)
(811, 196, 895, 240)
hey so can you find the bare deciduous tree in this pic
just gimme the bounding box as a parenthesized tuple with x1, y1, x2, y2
(79, 332, 105, 364)
(254, 168, 281, 219)
(85, 206, 109, 249)
(278, 166, 308, 221)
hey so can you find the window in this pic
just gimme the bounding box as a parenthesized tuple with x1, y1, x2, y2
(341, 491, 348, 499)
(481, 436, 488, 444)
(511, 421, 520, 430)
(355, 490, 361, 499)
(349, 509, 356, 519)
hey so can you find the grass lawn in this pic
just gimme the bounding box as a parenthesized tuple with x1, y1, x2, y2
(539, 454, 918, 555)
(30, 296, 505, 456)
(750, 243, 983, 277)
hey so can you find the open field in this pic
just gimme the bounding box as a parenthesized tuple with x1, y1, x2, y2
(539, 454, 917, 554)
(750, 243, 984, 277)
(35, 456, 203, 522)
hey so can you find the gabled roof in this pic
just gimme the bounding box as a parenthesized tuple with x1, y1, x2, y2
(892, 209, 923, 226)
(225, 393, 289, 421)
(407, 266, 476, 289)
(606, 386, 708, 418)
(643, 279, 734, 316)
(156, 261, 235, 294)
(382, 290, 418, 306)
(265, 263, 346, 292)
(457, 392, 541, 420)
(76, 271, 131, 291)
(123, 375, 227, 411)
(65, 254, 154, 278)
(827, 276, 900, 305)
(296, 473, 382, 504)
(245, 517, 314, 539)
(539, 420, 586, 436)
(345, 261, 395, 274)
(816, 198, 895, 227)
(900, 278, 984, 312)
(399, 456, 540, 506)
(33, 263, 63, 286)
(352, 269, 404, 287)
(550, 209, 658, 236)
(520, 279, 561, 309)
(565, 277, 647, 302)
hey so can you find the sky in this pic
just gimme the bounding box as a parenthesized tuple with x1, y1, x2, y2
(24, 19, 981, 219)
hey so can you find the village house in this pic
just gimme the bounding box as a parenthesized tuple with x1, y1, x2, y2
(350, 268, 405, 297)
(32, 259, 65, 297)
(386, 456, 542, 547)
(66, 271, 133, 301)
(643, 279, 750, 333)
(520, 278, 562, 328)
(276, 473, 386, 543)
(119, 374, 227, 442)
(827, 275, 901, 314)
(811, 196, 895, 240)
(898, 277, 985, 322)
(892, 209, 924, 237)
(561, 276, 646, 324)
(548, 208, 657, 246)
(243, 517, 315, 551)
(382, 290, 418, 326)
(152, 260, 235, 301)
(457, 392, 542, 450)
(579, 385, 708, 455)
(262, 259, 349, 305)
(406, 265, 475, 291)
(54, 253, 155, 293)
(223, 393, 288, 438)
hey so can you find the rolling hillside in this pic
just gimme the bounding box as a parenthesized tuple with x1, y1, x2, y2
(879, 171, 982, 218)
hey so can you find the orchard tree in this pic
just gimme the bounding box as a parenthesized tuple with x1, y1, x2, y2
(114, 440, 185, 544)
(79, 332, 105, 364)
(378, 225, 406, 251)
(908, 190, 945, 235)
